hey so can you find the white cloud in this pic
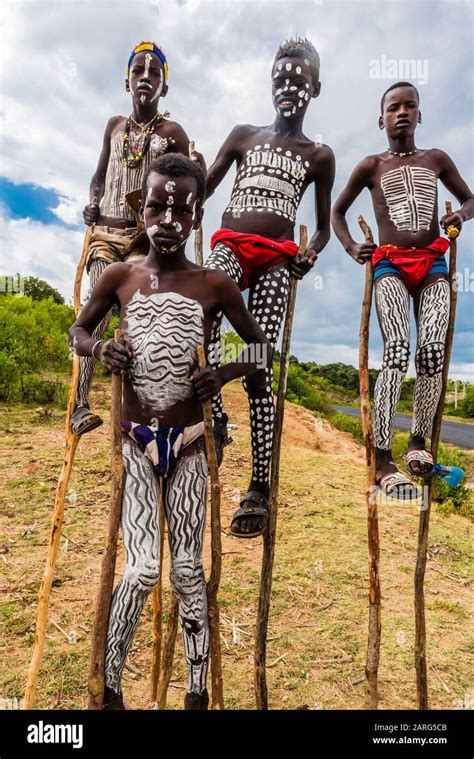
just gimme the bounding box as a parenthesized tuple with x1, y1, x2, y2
(0, 0, 472, 378)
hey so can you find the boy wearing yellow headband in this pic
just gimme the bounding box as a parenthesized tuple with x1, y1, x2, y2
(72, 41, 203, 436)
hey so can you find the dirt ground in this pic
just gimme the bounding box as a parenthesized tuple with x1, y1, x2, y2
(0, 379, 472, 710)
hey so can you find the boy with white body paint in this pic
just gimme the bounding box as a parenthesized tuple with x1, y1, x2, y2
(205, 37, 335, 537)
(69, 154, 271, 709)
(332, 81, 474, 499)
(72, 40, 205, 436)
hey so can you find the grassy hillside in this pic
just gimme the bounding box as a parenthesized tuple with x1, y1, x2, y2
(0, 379, 472, 710)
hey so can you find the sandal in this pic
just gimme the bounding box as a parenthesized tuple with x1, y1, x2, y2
(406, 449, 434, 477)
(70, 405, 103, 436)
(230, 490, 269, 538)
(378, 469, 421, 501)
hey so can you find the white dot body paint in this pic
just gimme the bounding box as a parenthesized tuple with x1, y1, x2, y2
(304, 92, 309, 101)
(140, 94, 146, 104)
(278, 63, 283, 70)
(283, 110, 292, 117)
(289, 86, 297, 92)
(296, 66, 302, 74)
(164, 207, 172, 224)
(304, 58, 310, 65)
(285, 63, 292, 71)
(167, 196, 174, 206)
(165, 181, 176, 192)
(292, 105, 296, 114)
(174, 221, 182, 233)
(298, 90, 305, 98)
(298, 100, 303, 108)
(186, 192, 194, 205)
(147, 187, 153, 197)
(191, 200, 197, 221)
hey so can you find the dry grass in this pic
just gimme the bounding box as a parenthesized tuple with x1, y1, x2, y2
(0, 380, 472, 710)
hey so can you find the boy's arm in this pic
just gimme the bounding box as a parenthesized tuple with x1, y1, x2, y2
(83, 117, 119, 226)
(436, 150, 474, 232)
(331, 156, 377, 264)
(68, 263, 132, 374)
(190, 273, 272, 402)
(205, 125, 247, 199)
(291, 145, 335, 279)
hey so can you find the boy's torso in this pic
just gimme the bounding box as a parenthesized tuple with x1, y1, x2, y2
(115, 259, 221, 427)
(221, 125, 327, 240)
(97, 117, 178, 228)
(367, 148, 442, 248)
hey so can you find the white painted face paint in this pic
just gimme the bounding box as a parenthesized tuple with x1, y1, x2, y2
(285, 62, 292, 71)
(140, 94, 146, 104)
(304, 92, 309, 101)
(150, 69, 164, 103)
(167, 196, 174, 205)
(291, 105, 296, 114)
(165, 180, 176, 192)
(298, 90, 305, 98)
(191, 200, 197, 221)
(289, 86, 297, 91)
(147, 224, 160, 241)
(186, 192, 194, 205)
(144, 53, 152, 79)
(304, 58, 310, 65)
(164, 207, 172, 224)
(147, 187, 153, 197)
(296, 66, 302, 74)
(277, 63, 283, 70)
(174, 221, 182, 233)
(298, 101, 303, 108)
(283, 110, 292, 117)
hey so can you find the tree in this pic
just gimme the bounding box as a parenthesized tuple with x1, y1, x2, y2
(22, 277, 64, 304)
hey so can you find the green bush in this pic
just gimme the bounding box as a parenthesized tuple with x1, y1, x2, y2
(0, 294, 74, 402)
(459, 385, 474, 418)
(327, 411, 364, 442)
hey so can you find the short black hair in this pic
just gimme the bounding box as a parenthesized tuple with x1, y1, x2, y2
(141, 153, 206, 206)
(273, 37, 320, 84)
(381, 81, 420, 113)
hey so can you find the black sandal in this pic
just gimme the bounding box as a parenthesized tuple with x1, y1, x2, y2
(230, 490, 269, 538)
(70, 406, 103, 436)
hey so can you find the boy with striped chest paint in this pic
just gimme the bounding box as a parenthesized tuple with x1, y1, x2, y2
(71, 41, 204, 437)
(205, 37, 335, 537)
(332, 82, 474, 500)
(69, 155, 271, 709)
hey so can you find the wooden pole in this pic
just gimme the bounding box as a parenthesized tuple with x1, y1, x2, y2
(88, 329, 125, 709)
(189, 141, 204, 266)
(357, 215, 381, 710)
(254, 224, 308, 710)
(24, 224, 92, 709)
(197, 344, 224, 709)
(414, 202, 458, 709)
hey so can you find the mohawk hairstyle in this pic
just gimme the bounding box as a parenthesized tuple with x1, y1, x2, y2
(141, 153, 206, 206)
(273, 37, 320, 84)
(381, 81, 420, 113)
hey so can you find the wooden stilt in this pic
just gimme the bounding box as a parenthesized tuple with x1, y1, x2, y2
(358, 215, 381, 710)
(24, 225, 92, 709)
(414, 202, 458, 709)
(254, 224, 307, 710)
(88, 329, 124, 709)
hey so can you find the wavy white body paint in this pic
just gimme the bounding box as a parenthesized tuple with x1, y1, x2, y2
(125, 290, 204, 412)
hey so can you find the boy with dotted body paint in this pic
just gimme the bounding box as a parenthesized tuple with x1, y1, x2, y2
(331, 82, 474, 499)
(205, 38, 335, 537)
(71, 41, 204, 436)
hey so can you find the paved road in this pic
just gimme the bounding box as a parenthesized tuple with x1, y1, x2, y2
(335, 407, 474, 450)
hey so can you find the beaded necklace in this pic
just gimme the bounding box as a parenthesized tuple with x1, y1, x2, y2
(122, 111, 166, 167)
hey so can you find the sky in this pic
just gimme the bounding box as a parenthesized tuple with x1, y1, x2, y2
(0, 0, 473, 380)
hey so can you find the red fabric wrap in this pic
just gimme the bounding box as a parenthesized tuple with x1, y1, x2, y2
(372, 237, 450, 294)
(210, 228, 299, 290)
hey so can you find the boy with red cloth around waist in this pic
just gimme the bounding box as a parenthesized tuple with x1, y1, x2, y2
(205, 37, 335, 537)
(332, 81, 474, 500)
